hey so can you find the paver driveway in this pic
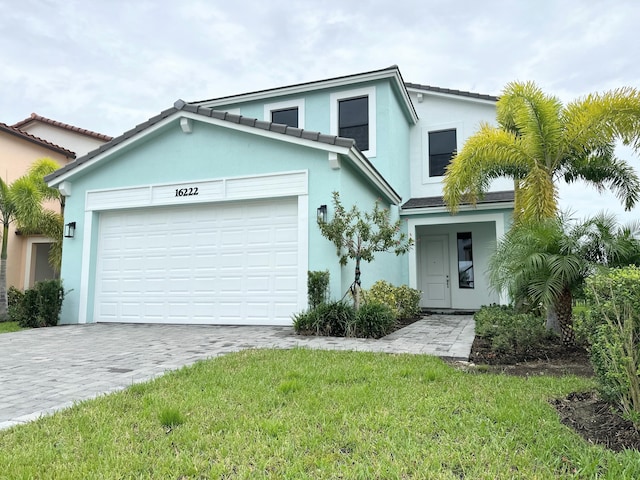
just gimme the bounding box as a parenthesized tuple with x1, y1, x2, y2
(0, 315, 474, 430)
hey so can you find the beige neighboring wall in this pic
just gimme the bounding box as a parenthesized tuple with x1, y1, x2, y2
(0, 129, 73, 290)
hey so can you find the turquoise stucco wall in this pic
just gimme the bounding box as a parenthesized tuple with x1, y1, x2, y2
(213, 78, 412, 200)
(58, 118, 405, 323)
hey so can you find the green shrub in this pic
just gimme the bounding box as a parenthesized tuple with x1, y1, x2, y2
(354, 301, 396, 338)
(10, 280, 65, 328)
(395, 284, 422, 319)
(6, 286, 24, 323)
(307, 270, 330, 309)
(584, 267, 640, 426)
(293, 300, 356, 337)
(365, 280, 421, 320)
(474, 304, 554, 355)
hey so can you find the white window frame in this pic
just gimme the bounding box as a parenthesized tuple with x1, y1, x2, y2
(264, 99, 305, 128)
(422, 122, 463, 184)
(330, 86, 376, 158)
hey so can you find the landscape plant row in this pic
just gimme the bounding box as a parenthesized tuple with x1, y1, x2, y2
(295, 273, 421, 338)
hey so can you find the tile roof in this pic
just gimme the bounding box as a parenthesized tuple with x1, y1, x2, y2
(404, 82, 498, 102)
(0, 122, 75, 158)
(12, 113, 113, 141)
(45, 100, 359, 183)
(402, 190, 514, 209)
(192, 65, 402, 105)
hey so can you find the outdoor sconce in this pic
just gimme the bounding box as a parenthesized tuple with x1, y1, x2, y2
(64, 222, 76, 238)
(317, 205, 327, 223)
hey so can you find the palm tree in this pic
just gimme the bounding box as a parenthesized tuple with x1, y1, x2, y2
(443, 82, 640, 223)
(489, 212, 640, 346)
(0, 158, 62, 318)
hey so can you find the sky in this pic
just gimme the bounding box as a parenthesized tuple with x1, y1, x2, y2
(1, 0, 639, 221)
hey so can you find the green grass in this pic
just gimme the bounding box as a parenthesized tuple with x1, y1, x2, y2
(0, 349, 637, 479)
(0, 321, 25, 334)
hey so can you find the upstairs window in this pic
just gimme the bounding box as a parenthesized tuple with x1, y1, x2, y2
(457, 232, 474, 289)
(271, 107, 299, 128)
(429, 129, 457, 177)
(338, 96, 369, 151)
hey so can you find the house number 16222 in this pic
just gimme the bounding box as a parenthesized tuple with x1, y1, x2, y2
(175, 187, 199, 197)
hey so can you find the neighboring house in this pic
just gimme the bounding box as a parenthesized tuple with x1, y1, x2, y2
(0, 116, 112, 290)
(12, 113, 113, 158)
(46, 66, 514, 326)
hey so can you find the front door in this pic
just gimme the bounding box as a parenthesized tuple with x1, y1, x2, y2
(420, 235, 451, 308)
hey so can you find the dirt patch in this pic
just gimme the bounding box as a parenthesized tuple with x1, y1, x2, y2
(468, 336, 640, 452)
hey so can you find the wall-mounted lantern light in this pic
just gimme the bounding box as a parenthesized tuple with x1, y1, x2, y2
(317, 205, 327, 223)
(64, 222, 76, 238)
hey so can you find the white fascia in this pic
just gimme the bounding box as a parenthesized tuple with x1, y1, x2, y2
(263, 98, 305, 128)
(406, 86, 497, 106)
(347, 148, 401, 205)
(400, 201, 515, 216)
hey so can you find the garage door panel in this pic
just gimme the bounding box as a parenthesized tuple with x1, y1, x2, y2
(95, 198, 299, 325)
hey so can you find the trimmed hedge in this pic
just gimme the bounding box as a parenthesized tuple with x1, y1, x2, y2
(365, 280, 421, 320)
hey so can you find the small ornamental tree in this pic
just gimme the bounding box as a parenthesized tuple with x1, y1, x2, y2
(317, 191, 413, 309)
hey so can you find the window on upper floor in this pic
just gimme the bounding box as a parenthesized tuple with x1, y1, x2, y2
(330, 86, 376, 157)
(271, 107, 299, 128)
(428, 129, 457, 177)
(338, 96, 369, 151)
(264, 99, 305, 129)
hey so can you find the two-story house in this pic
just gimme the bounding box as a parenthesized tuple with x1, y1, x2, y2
(46, 66, 513, 325)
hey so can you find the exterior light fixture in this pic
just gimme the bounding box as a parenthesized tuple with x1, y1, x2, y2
(64, 222, 76, 238)
(317, 205, 327, 223)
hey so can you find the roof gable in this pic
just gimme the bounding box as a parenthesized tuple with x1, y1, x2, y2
(45, 100, 401, 204)
(0, 122, 75, 158)
(12, 113, 113, 142)
(193, 66, 419, 125)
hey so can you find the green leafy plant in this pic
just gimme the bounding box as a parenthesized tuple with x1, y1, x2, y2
(354, 301, 396, 338)
(365, 280, 421, 320)
(307, 270, 330, 309)
(474, 305, 554, 355)
(583, 266, 640, 426)
(9, 279, 64, 328)
(316, 192, 413, 310)
(293, 300, 356, 337)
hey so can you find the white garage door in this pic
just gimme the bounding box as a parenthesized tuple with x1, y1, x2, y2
(94, 197, 299, 325)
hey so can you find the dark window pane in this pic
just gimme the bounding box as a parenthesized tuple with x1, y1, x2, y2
(339, 96, 368, 150)
(429, 129, 456, 177)
(457, 232, 474, 289)
(271, 107, 298, 128)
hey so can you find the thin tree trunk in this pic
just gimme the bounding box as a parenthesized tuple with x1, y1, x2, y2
(353, 256, 362, 310)
(0, 222, 8, 318)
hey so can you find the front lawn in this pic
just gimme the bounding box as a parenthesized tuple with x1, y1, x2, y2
(1, 349, 637, 479)
(0, 321, 25, 334)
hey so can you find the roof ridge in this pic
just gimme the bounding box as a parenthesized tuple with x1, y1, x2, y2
(12, 113, 113, 141)
(0, 122, 76, 157)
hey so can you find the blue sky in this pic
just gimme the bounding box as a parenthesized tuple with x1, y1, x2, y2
(2, 0, 639, 220)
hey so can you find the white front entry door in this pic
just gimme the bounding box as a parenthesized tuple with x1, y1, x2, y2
(420, 235, 451, 308)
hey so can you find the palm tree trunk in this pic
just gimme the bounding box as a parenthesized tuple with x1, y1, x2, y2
(0, 222, 8, 318)
(555, 287, 575, 347)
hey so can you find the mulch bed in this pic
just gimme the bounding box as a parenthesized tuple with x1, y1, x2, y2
(468, 335, 640, 452)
